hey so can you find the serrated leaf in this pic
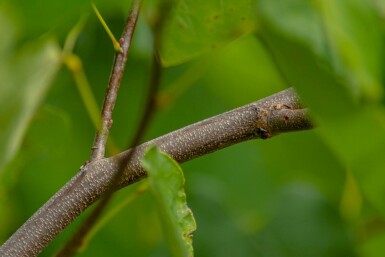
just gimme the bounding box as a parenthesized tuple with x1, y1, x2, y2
(161, 0, 257, 66)
(0, 11, 61, 171)
(142, 146, 196, 257)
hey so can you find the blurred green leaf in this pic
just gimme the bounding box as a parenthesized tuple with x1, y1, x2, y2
(316, 0, 383, 100)
(256, 0, 385, 214)
(142, 146, 196, 257)
(257, 0, 383, 100)
(161, 0, 257, 66)
(0, 9, 61, 171)
(2, 1, 385, 256)
(4, 0, 87, 39)
(4, 0, 134, 40)
(256, 0, 327, 55)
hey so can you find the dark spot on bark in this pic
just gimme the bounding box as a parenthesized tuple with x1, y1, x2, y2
(283, 104, 292, 109)
(257, 128, 270, 139)
(284, 115, 289, 121)
(108, 119, 113, 128)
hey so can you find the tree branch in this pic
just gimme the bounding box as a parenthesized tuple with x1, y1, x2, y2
(0, 88, 312, 256)
(55, 1, 167, 255)
(90, 0, 142, 160)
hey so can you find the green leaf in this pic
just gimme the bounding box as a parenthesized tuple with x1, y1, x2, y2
(0, 10, 61, 171)
(316, 0, 383, 100)
(256, 0, 327, 55)
(142, 146, 196, 257)
(256, 0, 385, 214)
(6, 0, 89, 39)
(256, 0, 383, 100)
(161, 0, 257, 66)
(6, 0, 134, 40)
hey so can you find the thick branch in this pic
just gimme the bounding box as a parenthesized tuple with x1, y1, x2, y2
(0, 88, 312, 256)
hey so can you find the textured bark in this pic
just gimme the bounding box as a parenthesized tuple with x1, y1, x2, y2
(0, 88, 312, 256)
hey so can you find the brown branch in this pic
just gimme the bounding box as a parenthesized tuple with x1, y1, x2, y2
(0, 88, 313, 256)
(55, 1, 168, 255)
(90, 0, 142, 160)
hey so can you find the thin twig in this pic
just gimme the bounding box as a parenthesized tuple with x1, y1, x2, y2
(90, 0, 142, 160)
(0, 88, 313, 257)
(56, 40, 161, 255)
(56, 0, 170, 255)
(55, 1, 145, 256)
(62, 19, 121, 156)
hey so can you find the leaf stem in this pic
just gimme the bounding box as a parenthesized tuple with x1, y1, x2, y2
(92, 3, 123, 53)
(63, 54, 100, 128)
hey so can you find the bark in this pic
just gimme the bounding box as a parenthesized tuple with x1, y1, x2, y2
(0, 88, 312, 256)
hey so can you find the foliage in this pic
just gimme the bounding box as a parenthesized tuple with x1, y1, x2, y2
(1, 0, 385, 256)
(142, 147, 196, 257)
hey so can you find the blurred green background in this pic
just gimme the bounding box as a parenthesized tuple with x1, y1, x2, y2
(1, 0, 385, 256)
